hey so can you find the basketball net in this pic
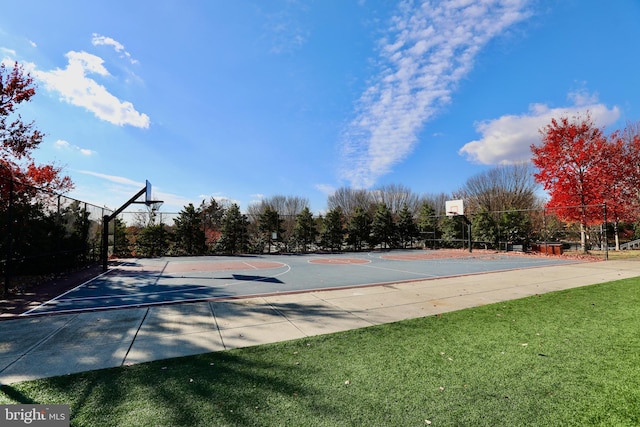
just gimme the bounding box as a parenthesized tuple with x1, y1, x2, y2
(146, 201, 163, 225)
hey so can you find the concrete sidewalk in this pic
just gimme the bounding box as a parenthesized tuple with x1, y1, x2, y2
(1, 260, 639, 385)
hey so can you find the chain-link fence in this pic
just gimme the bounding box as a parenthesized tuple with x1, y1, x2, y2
(449, 205, 611, 257)
(1, 176, 113, 296)
(117, 210, 180, 228)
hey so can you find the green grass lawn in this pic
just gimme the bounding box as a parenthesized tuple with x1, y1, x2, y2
(2, 277, 639, 426)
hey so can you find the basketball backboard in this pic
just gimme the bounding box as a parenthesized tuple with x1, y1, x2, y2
(145, 180, 152, 204)
(445, 199, 464, 217)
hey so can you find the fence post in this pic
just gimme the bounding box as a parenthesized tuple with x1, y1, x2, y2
(82, 202, 89, 263)
(102, 215, 109, 271)
(603, 203, 608, 261)
(4, 178, 14, 297)
(543, 209, 547, 255)
(56, 194, 62, 260)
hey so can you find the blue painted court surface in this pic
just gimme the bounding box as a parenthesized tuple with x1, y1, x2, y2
(24, 250, 585, 316)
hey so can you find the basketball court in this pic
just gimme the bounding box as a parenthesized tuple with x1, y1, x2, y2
(23, 250, 585, 316)
(4, 252, 640, 385)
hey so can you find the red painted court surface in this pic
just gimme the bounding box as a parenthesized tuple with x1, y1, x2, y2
(23, 250, 590, 316)
(308, 258, 371, 265)
(380, 251, 506, 260)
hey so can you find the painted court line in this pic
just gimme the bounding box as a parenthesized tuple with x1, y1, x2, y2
(354, 261, 440, 278)
(242, 261, 259, 269)
(21, 268, 114, 316)
(21, 262, 294, 316)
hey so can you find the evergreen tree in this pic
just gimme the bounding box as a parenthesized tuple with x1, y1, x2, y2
(292, 207, 318, 252)
(112, 217, 130, 257)
(320, 208, 344, 251)
(217, 203, 249, 254)
(346, 207, 370, 251)
(173, 203, 206, 255)
(135, 224, 171, 257)
(440, 216, 462, 248)
(472, 209, 498, 249)
(500, 210, 533, 247)
(417, 202, 438, 249)
(200, 198, 225, 249)
(370, 203, 395, 249)
(396, 203, 418, 248)
(258, 206, 284, 253)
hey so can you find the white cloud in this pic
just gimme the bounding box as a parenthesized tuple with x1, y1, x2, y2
(315, 183, 336, 197)
(34, 50, 150, 128)
(151, 190, 195, 211)
(1, 47, 17, 57)
(91, 33, 138, 64)
(264, 4, 310, 55)
(458, 93, 621, 164)
(55, 139, 96, 156)
(76, 170, 144, 187)
(74, 170, 193, 211)
(54, 139, 71, 149)
(339, 0, 531, 188)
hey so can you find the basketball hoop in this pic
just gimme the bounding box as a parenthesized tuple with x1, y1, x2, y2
(445, 199, 464, 217)
(147, 200, 164, 212)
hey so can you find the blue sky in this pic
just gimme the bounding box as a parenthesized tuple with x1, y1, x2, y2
(1, 0, 638, 214)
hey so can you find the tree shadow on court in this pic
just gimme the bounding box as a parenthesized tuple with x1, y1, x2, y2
(230, 274, 283, 283)
(31, 266, 297, 314)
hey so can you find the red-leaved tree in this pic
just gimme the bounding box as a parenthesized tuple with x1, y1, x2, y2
(531, 113, 609, 252)
(604, 125, 640, 249)
(1, 61, 72, 207)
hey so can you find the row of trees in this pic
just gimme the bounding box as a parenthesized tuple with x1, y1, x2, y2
(116, 179, 617, 257)
(118, 197, 450, 257)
